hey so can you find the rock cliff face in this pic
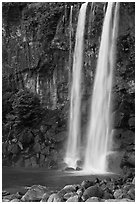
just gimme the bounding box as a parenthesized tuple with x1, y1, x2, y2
(2, 3, 135, 173)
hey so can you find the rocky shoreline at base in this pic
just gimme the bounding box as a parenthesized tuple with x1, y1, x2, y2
(2, 173, 135, 202)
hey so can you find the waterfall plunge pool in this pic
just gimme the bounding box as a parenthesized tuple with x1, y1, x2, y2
(3, 167, 120, 194)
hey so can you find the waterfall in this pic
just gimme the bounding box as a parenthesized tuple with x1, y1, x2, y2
(83, 3, 119, 173)
(68, 5, 73, 86)
(64, 3, 88, 169)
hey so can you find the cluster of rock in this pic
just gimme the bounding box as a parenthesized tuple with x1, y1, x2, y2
(3, 100, 135, 174)
(109, 107, 135, 175)
(2, 108, 68, 169)
(2, 134, 65, 169)
(2, 175, 135, 202)
(2, 87, 135, 175)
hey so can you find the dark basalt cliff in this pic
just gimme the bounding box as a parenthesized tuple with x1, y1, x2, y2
(2, 3, 135, 175)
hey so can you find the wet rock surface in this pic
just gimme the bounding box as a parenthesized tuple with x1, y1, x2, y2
(2, 101, 135, 176)
(21, 185, 47, 201)
(2, 175, 135, 202)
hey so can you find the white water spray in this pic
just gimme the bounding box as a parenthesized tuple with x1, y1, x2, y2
(83, 2, 119, 173)
(64, 3, 88, 169)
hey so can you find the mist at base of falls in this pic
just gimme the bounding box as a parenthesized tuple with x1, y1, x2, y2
(65, 3, 119, 174)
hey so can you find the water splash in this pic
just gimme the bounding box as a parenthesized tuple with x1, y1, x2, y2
(64, 3, 88, 169)
(83, 2, 119, 173)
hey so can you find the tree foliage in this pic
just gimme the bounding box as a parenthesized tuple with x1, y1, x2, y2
(3, 89, 44, 143)
(12, 89, 43, 127)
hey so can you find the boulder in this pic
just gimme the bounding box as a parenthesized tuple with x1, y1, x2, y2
(3, 192, 21, 200)
(10, 198, 20, 202)
(21, 185, 46, 201)
(63, 184, 78, 192)
(55, 189, 66, 198)
(113, 189, 122, 199)
(64, 167, 76, 171)
(105, 198, 134, 202)
(127, 188, 135, 200)
(85, 197, 100, 202)
(2, 190, 10, 196)
(66, 195, 79, 202)
(113, 189, 128, 199)
(82, 186, 104, 201)
(81, 180, 94, 189)
(103, 192, 113, 199)
(47, 193, 63, 202)
(47, 193, 57, 202)
(76, 188, 84, 197)
(64, 192, 77, 200)
(57, 184, 78, 199)
(52, 194, 63, 202)
(2, 199, 10, 202)
(40, 192, 51, 202)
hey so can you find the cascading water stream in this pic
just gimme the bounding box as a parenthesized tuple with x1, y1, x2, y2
(64, 3, 88, 169)
(83, 2, 119, 173)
